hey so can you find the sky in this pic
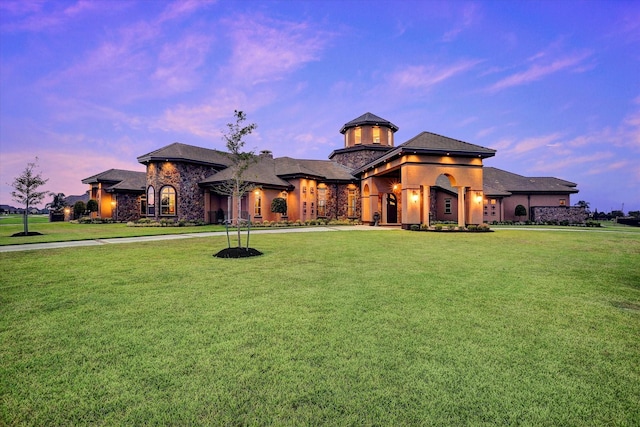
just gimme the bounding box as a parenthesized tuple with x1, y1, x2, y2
(1, 0, 639, 213)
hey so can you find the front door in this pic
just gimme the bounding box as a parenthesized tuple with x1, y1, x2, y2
(387, 193, 397, 223)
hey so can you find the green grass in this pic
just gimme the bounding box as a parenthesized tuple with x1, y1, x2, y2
(0, 215, 228, 246)
(1, 229, 639, 425)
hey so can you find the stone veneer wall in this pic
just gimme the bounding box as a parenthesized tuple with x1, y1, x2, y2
(116, 193, 141, 222)
(147, 162, 220, 222)
(531, 206, 587, 224)
(324, 183, 361, 220)
(331, 148, 390, 171)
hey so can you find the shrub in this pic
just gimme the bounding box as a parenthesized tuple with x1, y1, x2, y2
(86, 199, 98, 214)
(73, 201, 86, 218)
(410, 224, 420, 231)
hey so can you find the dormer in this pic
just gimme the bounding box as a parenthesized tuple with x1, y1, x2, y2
(340, 112, 399, 148)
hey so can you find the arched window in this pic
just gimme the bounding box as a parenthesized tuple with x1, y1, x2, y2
(147, 186, 155, 216)
(160, 186, 176, 216)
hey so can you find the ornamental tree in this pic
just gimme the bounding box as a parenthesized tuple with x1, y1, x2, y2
(215, 110, 258, 249)
(270, 197, 287, 219)
(515, 204, 527, 221)
(10, 159, 49, 235)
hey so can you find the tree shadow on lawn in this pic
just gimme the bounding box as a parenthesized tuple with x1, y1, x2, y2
(11, 232, 43, 237)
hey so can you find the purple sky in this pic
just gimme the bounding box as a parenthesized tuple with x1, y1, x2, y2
(1, 0, 639, 213)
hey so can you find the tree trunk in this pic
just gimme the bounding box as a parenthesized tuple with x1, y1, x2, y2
(23, 204, 29, 235)
(236, 191, 242, 248)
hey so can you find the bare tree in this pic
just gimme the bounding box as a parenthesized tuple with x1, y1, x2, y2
(214, 110, 258, 248)
(10, 159, 49, 235)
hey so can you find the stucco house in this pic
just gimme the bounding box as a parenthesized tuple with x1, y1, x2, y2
(82, 112, 580, 227)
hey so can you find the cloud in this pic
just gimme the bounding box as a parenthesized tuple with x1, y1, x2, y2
(385, 60, 482, 92)
(223, 14, 332, 85)
(0, 149, 144, 208)
(158, 0, 217, 24)
(487, 51, 592, 93)
(476, 126, 497, 138)
(442, 3, 481, 42)
(0, 0, 123, 33)
(507, 133, 564, 156)
(152, 33, 214, 93)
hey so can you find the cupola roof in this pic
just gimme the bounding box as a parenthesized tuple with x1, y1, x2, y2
(340, 112, 399, 134)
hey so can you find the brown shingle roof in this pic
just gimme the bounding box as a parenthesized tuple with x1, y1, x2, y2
(137, 142, 232, 167)
(400, 132, 496, 156)
(340, 112, 399, 133)
(355, 131, 496, 174)
(200, 156, 291, 188)
(483, 167, 578, 195)
(200, 155, 357, 188)
(81, 169, 146, 192)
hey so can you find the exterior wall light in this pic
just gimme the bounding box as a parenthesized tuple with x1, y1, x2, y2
(412, 191, 419, 203)
(475, 192, 483, 204)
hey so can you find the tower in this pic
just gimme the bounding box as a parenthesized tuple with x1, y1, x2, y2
(329, 112, 398, 171)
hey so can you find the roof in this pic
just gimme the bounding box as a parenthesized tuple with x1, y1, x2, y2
(200, 155, 291, 188)
(400, 132, 496, 156)
(355, 131, 496, 174)
(81, 169, 146, 192)
(65, 193, 90, 205)
(200, 154, 356, 188)
(483, 167, 578, 195)
(137, 142, 232, 167)
(277, 158, 356, 181)
(340, 112, 399, 134)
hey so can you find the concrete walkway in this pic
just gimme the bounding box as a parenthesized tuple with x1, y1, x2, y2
(0, 225, 399, 253)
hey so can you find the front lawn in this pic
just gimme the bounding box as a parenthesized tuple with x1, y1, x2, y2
(0, 216, 227, 246)
(1, 230, 639, 425)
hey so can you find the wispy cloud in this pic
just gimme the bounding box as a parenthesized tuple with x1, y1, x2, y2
(442, 3, 481, 42)
(223, 14, 332, 85)
(508, 132, 564, 156)
(386, 60, 482, 92)
(158, 0, 217, 24)
(0, 0, 124, 33)
(152, 33, 214, 93)
(487, 51, 593, 93)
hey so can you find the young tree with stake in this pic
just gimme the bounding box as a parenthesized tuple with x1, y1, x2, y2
(10, 159, 49, 235)
(216, 110, 258, 249)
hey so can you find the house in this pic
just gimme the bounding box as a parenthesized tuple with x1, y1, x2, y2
(82, 113, 582, 227)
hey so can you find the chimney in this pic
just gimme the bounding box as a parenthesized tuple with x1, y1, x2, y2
(259, 150, 273, 158)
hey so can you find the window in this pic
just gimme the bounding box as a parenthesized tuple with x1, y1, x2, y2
(302, 186, 306, 193)
(303, 201, 307, 215)
(559, 199, 566, 206)
(254, 193, 261, 216)
(444, 198, 452, 214)
(354, 127, 361, 145)
(491, 199, 496, 205)
(310, 187, 314, 194)
(373, 126, 380, 143)
(347, 188, 356, 217)
(147, 186, 155, 216)
(387, 129, 392, 146)
(311, 202, 315, 215)
(160, 186, 176, 216)
(140, 195, 147, 215)
(318, 187, 327, 217)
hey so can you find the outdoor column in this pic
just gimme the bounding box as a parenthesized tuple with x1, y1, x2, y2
(422, 185, 430, 227)
(457, 186, 466, 227)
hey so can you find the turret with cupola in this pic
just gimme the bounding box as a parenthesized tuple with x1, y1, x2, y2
(329, 112, 399, 171)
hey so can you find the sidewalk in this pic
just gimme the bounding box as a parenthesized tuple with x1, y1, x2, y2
(0, 225, 398, 253)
